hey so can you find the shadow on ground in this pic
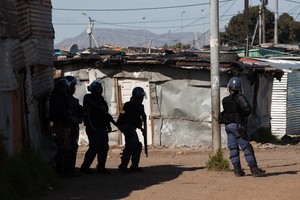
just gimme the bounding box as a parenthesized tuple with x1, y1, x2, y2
(41, 164, 204, 200)
(262, 170, 299, 177)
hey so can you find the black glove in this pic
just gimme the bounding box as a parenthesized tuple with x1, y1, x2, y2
(238, 126, 248, 139)
(218, 112, 224, 124)
(107, 125, 112, 133)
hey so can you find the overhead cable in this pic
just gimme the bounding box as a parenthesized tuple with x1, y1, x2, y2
(53, 1, 234, 12)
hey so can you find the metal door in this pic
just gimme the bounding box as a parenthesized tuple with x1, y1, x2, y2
(117, 79, 152, 146)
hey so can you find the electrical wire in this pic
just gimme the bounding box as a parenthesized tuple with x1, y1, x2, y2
(53, 1, 234, 12)
(285, 0, 300, 4)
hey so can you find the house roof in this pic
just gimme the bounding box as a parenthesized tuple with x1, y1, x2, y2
(240, 57, 300, 71)
(53, 50, 284, 81)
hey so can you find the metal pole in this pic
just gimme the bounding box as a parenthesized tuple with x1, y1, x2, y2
(259, 5, 262, 45)
(82, 12, 93, 48)
(202, 9, 205, 48)
(262, 3, 266, 43)
(143, 17, 146, 52)
(244, 0, 249, 57)
(274, 0, 278, 44)
(168, 30, 171, 48)
(181, 11, 185, 51)
(88, 17, 92, 48)
(210, 0, 221, 153)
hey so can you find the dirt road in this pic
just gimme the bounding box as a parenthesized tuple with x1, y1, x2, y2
(40, 143, 300, 200)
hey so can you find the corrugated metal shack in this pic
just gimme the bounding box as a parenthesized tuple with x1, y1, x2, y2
(0, 0, 54, 158)
(244, 57, 300, 138)
(54, 51, 283, 148)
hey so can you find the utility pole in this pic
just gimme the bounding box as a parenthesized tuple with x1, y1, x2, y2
(142, 17, 146, 52)
(274, 0, 278, 44)
(181, 11, 185, 51)
(210, 0, 221, 153)
(259, 5, 262, 45)
(82, 12, 93, 48)
(262, 3, 265, 44)
(244, 0, 249, 57)
(258, 0, 268, 45)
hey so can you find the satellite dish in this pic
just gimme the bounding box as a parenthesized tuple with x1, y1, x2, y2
(69, 44, 78, 53)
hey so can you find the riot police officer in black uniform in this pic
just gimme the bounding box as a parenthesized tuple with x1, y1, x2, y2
(80, 80, 114, 174)
(65, 76, 84, 176)
(49, 78, 74, 178)
(118, 87, 147, 173)
(219, 77, 265, 177)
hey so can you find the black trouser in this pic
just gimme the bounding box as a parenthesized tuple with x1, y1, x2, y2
(70, 124, 79, 171)
(53, 122, 72, 175)
(119, 127, 142, 169)
(81, 126, 109, 170)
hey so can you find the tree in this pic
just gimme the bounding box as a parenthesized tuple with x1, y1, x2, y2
(278, 13, 300, 44)
(164, 43, 191, 50)
(221, 6, 300, 46)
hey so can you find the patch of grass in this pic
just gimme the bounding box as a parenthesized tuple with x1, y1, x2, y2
(206, 148, 230, 171)
(0, 146, 60, 200)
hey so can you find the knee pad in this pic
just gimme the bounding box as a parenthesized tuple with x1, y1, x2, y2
(242, 143, 254, 153)
(229, 147, 240, 159)
(243, 143, 255, 159)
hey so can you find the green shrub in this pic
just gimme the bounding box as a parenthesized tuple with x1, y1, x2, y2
(206, 148, 230, 171)
(0, 146, 59, 200)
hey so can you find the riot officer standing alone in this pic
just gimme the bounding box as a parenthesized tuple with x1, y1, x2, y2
(219, 77, 266, 177)
(117, 87, 147, 173)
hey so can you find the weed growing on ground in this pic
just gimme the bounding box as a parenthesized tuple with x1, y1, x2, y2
(0, 146, 59, 200)
(206, 148, 230, 171)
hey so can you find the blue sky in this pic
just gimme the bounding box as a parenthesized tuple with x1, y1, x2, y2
(52, 0, 300, 44)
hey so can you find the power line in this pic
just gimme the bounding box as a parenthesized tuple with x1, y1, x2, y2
(285, 0, 300, 4)
(53, 15, 231, 28)
(220, 0, 237, 19)
(52, 1, 234, 12)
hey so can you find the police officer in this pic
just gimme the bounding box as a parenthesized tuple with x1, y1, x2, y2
(65, 76, 84, 176)
(49, 78, 74, 178)
(219, 77, 266, 177)
(80, 80, 114, 174)
(118, 87, 147, 173)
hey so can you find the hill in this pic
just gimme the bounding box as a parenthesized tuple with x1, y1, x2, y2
(54, 28, 207, 50)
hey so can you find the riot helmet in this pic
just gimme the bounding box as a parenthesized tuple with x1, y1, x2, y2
(227, 77, 242, 91)
(64, 75, 81, 87)
(54, 78, 69, 94)
(132, 87, 146, 97)
(87, 80, 103, 92)
(54, 78, 69, 88)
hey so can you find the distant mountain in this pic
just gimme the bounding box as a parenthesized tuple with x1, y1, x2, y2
(54, 28, 208, 50)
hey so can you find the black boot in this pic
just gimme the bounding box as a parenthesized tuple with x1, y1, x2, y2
(233, 164, 245, 177)
(250, 165, 266, 177)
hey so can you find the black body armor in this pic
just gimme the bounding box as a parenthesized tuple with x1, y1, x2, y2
(220, 92, 252, 126)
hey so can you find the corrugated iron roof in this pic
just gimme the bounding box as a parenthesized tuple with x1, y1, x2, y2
(0, 0, 19, 39)
(16, 0, 54, 40)
(0, 39, 19, 91)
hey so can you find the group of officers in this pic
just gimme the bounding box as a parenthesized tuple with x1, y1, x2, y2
(49, 76, 147, 178)
(49, 75, 265, 178)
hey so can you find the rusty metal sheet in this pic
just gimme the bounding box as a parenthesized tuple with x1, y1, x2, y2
(0, 0, 19, 39)
(16, 0, 54, 40)
(0, 39, 19, 91)
(21, 38, 53, 66)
